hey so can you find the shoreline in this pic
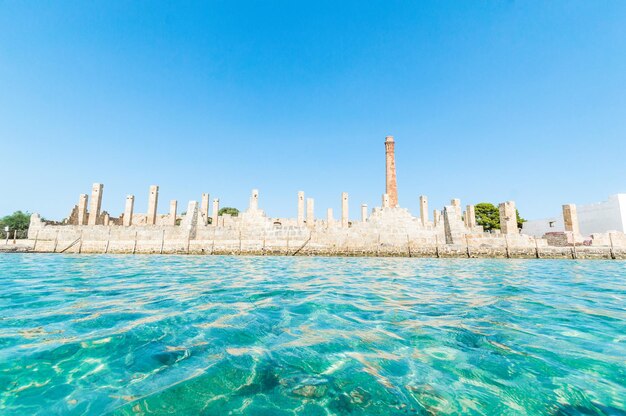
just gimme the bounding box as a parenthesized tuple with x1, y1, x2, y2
(3, 240, 625, 260)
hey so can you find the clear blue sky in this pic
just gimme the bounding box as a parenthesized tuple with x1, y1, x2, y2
(1, 1, 625, 221)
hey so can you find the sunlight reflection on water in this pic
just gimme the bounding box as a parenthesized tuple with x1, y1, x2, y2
(0, 255, 625, 415)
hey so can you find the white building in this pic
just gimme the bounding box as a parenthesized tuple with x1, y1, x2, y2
(522, 194, 626, 237)
(522, 216, 564, 237)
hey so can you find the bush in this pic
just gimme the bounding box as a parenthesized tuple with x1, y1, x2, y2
(219, 207, 239, 217)
(0, 211, 30, 238)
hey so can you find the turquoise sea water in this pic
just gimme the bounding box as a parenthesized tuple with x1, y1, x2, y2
(0, 255, 625, 415)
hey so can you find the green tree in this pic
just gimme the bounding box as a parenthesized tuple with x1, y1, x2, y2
(219, 207, 239, 217)
(516, 210, 526, 229)
(474, 203, 500, 231)
(0, 211, 30, 238)
(474, 203, 525, 231)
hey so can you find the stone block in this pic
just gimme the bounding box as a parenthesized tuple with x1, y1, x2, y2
(212, 198, 219, 226)
(147, 185, 159, 226)
(499, 201, 518, 235)
(297, 191, 305, 226)
(419, 195, 428, 226)
(306, 198, 314, 228)
(169, 200, 177, 226)
(78, 194, 88, 225)
(562, 204, 580, 235)
(123, 195, 134, 227)
(88, 183, 103, 225)
(466, 204, 476, 228)
(201, 193, 210, 225)
(342, 192, 349, 228)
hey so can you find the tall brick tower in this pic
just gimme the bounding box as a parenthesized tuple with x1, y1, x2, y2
(385, 135, 398, 208)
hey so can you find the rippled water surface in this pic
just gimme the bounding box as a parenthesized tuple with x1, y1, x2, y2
(1, 255, 625, 415)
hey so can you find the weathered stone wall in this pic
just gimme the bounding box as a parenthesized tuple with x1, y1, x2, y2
(24, 207, 626, 259)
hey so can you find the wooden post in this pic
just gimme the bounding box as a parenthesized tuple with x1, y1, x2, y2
(262, 231, 266, 255)
(105, 227, 111, 254)
(406, 234, 412, 258)
(160, 229, 165, 254)
(435, 235, 440, 258)
(133, 231, 138, 255)
(535, 238, 540, 259)
(53, 230, 59, 253)
(465, 235, 471, 258)
(609, 233, 616, 260)
(78, 230, 83, 254)
(33, 230, 39, 252)
(504, 234, 510, 259)
(211, 226, 216, 255)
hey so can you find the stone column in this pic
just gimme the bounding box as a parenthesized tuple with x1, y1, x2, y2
(306, 198, 314, 228)
(382, 193, 390, 208)
(88, 183, 103, 225)
(123, 195, 134, 227)
(212, 198, 220, 226)
(77, 194, 88, 225)
(103, 213, 110, 226)
(169, 200, 177, 226)
(297, 191, 305, 226)
(433, 209, 440, 226)
(451, 198, 461, 216)
(466, 205, 476, 228)
(146, 185, 159, 225)
(327, 208, 334, 228)
(180, 200, 199, 234)
(361, 204, 368, 222)
(419, 195, 428, 226)
(201, 193, 210, 225)
(444, 205, 465, 244)
(499, 201, 518, 235)
(250, 189, 259, 211)
(562, 204, 580, 235)
(341, 192, 349, 228)
(385, 136, 398, 208)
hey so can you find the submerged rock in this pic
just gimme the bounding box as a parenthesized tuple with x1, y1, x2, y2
(236, 364, 281, 396)
(292, 384, 328, 398)
(349, 387, 371, 404)
(152, 349, 189, 366)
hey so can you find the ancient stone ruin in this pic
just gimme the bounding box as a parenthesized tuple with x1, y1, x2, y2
(25, 136, 626, 259)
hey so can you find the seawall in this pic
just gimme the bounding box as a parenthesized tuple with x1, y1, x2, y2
(6, 238, 626, 260)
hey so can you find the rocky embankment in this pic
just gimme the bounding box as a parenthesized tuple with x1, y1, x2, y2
(0, 240, 34, 253)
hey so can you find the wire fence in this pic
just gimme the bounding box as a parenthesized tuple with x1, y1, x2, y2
(0, 229, 28, 240)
